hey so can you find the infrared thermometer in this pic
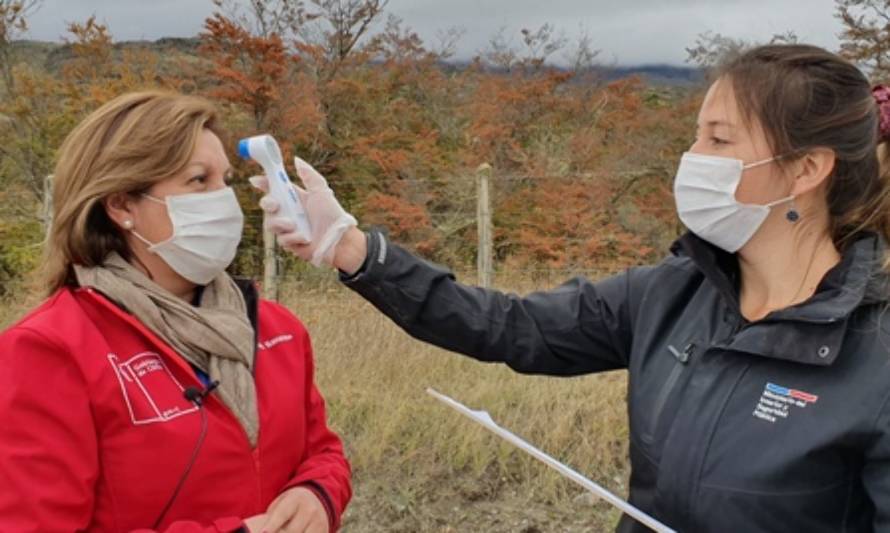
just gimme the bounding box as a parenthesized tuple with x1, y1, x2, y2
(238, 134, 312, 242)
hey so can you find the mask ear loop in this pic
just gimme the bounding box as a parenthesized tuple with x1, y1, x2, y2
(142, 193, 166, 205)
(129, 227, 157, 248)
(128, 194, 169, 249)
(743, 153, 800, 222)
(763, 195, 795, 208)
(761, 195, 797, 224)
(742, 155, 778, 170)
(743, 149, 800, 169)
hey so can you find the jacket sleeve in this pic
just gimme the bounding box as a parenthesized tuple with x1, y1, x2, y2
(0, 326, 101, 532)
(281, 328, 352, 532)
(0, 326, 250, 533)
(131, 518, 248, 533)
(341, 230, 639, 375)
(863, 391, 890, 529)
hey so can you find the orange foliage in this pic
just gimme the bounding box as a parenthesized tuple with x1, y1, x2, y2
(192, 11, 700, 271)
(199, 13, 294, 130)
(362, 192, 439, 255)
(0, 6, 703, 278)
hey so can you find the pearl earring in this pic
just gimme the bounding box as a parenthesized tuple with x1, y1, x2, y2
(123, 220, 134, 229)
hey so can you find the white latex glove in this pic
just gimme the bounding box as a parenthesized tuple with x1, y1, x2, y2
(249, 156, 357, 267)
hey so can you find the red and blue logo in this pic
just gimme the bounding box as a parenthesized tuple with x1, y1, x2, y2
(766, 382, 819, 404)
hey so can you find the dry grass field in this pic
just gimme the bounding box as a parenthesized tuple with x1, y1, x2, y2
(282, 275, 631, 532)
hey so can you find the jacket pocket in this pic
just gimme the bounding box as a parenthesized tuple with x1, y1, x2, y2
(641, 341, 696, 445)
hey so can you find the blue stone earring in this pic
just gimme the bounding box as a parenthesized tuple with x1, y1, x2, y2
(786, 202, 800, 223)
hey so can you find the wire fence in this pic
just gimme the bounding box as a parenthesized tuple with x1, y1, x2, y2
(226, 167, 680, 299)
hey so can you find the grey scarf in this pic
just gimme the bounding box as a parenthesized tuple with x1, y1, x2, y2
(75, 253, 259, 446)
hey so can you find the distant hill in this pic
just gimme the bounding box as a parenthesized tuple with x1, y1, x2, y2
(600, 64, 704, 86)
(10, 38, 202, 74)
(10, 38, 703, 87)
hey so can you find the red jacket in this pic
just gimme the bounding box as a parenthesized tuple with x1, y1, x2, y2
(0, 284, 351, 532)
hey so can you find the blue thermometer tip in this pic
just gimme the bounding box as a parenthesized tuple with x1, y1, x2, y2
(237, 139, 250, 159)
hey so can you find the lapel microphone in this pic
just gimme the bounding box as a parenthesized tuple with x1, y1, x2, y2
(183, 379, 220, 406)
(151, 380, 220, 529)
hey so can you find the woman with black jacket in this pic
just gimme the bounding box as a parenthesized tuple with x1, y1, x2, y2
(256, 44, 890, 532)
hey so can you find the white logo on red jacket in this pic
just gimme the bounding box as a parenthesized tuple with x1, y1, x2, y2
(257, 333, 294, 351)
(108, 352, 198, 425)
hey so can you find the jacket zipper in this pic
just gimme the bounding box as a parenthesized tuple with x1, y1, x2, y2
(644, 342, 695, 444)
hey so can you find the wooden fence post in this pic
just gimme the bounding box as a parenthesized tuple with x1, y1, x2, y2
(476, 164, 493, 288)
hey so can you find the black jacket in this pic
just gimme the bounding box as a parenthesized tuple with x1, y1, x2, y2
(342, 229, 890, 532)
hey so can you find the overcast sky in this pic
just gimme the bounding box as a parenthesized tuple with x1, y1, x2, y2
(21, 0, 843, 66)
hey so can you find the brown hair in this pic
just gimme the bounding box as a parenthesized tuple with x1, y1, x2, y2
(44, 90, 223, 294)
(718, 44, 890, 251)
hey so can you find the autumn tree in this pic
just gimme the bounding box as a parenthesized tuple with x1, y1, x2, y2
(295, 0, 388, 81)
(0, 0, 45, 205)
(2, 11, 167, 210)
(322, 14, 469, 260)
(837, 0, 890, 81)
(200, 13, 293, 131)
(0, 0, 38, 89)
(685, 30, 798, 75)
(0, 0, 43, 291)
(212, 0, 309, 40)
(0, 0, 51, 208)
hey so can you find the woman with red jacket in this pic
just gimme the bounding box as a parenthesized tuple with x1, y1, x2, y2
(0, 91, 351, 533)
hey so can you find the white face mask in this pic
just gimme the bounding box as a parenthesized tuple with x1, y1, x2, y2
(130, 187, 245, 285)
(673, 152, 794, 253)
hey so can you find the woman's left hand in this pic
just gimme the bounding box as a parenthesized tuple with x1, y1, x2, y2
(262, 486, 330, 533)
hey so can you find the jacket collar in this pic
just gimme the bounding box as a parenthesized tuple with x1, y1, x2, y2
(671, 231, 890, 366)
(232, 278, 260, 347)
